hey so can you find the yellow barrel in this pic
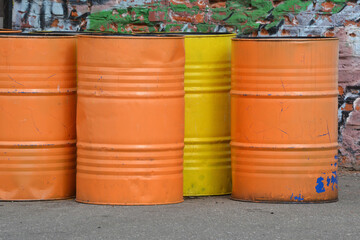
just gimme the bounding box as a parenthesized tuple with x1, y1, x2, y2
(183, 33, 235, 196)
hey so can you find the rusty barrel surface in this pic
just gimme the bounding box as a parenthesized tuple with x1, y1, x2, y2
(231, 37, 339, 203)
(183, 33, 234, 196)
(0, 34, 76, 200)
(76, 34, 185, 205)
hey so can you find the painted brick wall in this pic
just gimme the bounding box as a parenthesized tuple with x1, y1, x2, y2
(12, 0, 360, 169)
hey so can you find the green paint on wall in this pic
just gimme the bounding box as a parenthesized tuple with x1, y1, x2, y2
(86, 0, 348, 34)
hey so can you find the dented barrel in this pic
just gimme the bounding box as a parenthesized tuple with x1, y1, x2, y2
(183, 33, 234, 196)
(76, 34, 185, 205)
(231, 37, 339, 203)
(0, 34, 76, 200)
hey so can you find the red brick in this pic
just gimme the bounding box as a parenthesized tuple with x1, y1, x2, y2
(321, 1, 335, 13)
(341, 103, 354, 111)
(339, 86, 344, 96)
(149, 11, 166, 22)
(193, 13, 205, 24)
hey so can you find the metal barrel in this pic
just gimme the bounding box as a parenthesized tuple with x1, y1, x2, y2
(0, 34, 76, 200)
(231, 37, 339, 203)
(183, 33, 235, 196)
(76, 34, 185, 205)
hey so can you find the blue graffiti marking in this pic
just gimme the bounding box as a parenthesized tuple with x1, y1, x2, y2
(327, 177, 331, 187)
(334, 155, 339, 167)
(290, 193, 293, 200)
(331, 171, 338, 190)
(294, 194, 304, 201)
(315, 177, 325, 193)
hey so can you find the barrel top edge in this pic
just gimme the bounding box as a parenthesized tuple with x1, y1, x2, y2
(176, 33, 236, 38)
(77, 34, 184, 39)
(133, 32, 236, 38)
(233, 37, 338, 41)
(0, 33, 76, 38)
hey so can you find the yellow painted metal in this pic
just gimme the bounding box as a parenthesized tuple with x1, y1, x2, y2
(184, 33, 235, 196)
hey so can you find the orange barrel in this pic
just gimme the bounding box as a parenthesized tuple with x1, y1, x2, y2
(76, 34, 185, 205)
(231, 37, 339, 203)
(0, 34, 77, 200)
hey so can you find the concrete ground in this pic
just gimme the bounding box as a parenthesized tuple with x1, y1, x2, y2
(0, 171, 359, 240)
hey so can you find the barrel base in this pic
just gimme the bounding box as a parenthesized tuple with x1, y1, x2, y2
(184, 192, 231, 197)
(183, 142, 231, 197)
(230, 197, 338, 204)
(75, 199, 184, 206)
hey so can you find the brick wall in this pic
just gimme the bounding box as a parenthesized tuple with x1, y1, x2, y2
(12, 0, 360, 169)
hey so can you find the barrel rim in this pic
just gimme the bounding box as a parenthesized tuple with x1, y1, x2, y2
(77, 33, 184, 39)
(147, 32, 237, 38)
(233, 37, 338, 41)
(0, 33, 76, 38)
